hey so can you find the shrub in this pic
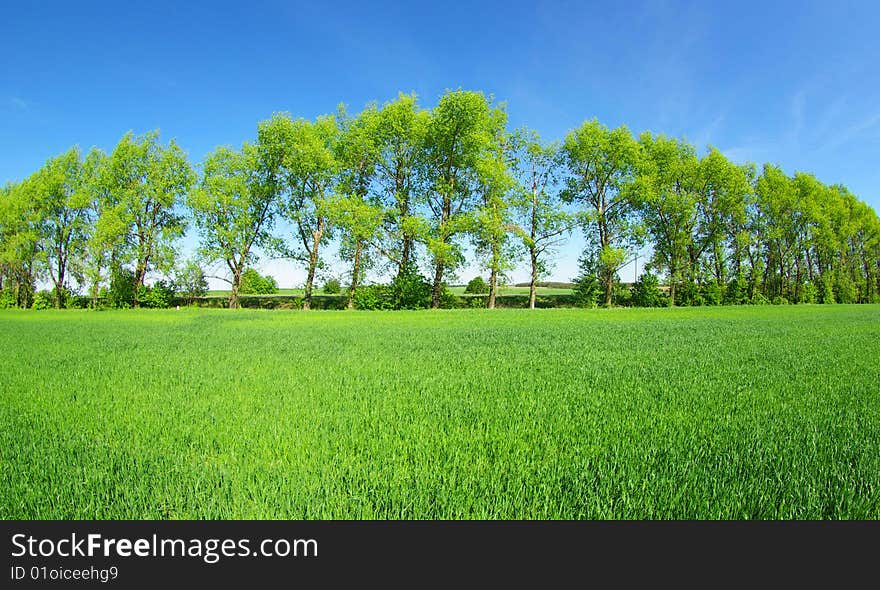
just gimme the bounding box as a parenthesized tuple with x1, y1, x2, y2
(239, 269, 278, 295)
(322, 277, 341, 295)
(389, 264, 432, 310)
(631, 272, 664, 307)
(66, 296, 89, 309)
(723, 277, 749, 305)
(175, 261, 208, 304)
(751, 291, 770, 305)
(572, 273, 600, 307)
(31, 291, 52, 310)
(107, 266, 136, 309)
(701, 283, 723, 306)
(771, 295, 789, 305)
(353, 285, 393, 310)
(818, 275, 835, 304)
(138, 280, 175, 308)
(467, 296, 486, 308)
(0, 289, 17, 309)
(799, 282, 818, 304)
(613, 283, 632, 307)
(464, 276, 489, 294)
(677, 282, 702, 306)
(835, 274, 857, 304)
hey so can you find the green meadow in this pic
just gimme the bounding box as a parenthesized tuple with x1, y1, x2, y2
(1, 305, 878, 519)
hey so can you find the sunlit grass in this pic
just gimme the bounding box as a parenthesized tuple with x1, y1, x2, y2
(1, 305, 878, 519)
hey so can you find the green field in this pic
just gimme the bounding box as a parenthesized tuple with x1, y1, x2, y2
(2, 306, 878, 519)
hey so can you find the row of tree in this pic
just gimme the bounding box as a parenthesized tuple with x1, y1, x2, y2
(1, 90, 878, 310)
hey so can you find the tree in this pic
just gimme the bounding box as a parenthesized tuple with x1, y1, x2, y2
(423, 90, 507, 308)
(189, 143, 278, 308)
(80, 147, 123, 308)
(373, 93, 430, 279)
(0, 180, 41, 308)
(464, 276, 488, 294)
(510, 129, 573, 309)
(174, 260, 208, 305)
(472, 127, 518, 309)
(693, 148, 751, 295)
(103, 131, 194, 306)
(259, 113, 338, 310)
(238, 268, 278, 294)
(572, 253, 601, 308)
(633, 133, 701, 306)
(331, 105, 386, 309)
(631, 271, 664, 307)
(30, 148, 92, 307)
(753, 164, 800, 302)
(561, 120, 640, 307)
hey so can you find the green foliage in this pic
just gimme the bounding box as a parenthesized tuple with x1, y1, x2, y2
(464, 276, 489, 294)
(799, 282, 818, 304)
(174, 261, 208, 303)
(467, 296, 486, 308)
(677, 282, 703, 306)
(612, 282, 632, 307)
(107, 266, 136, 308)
(631, 272, 664, 307)
(137, 280, 175, 309)
(189, 143, 277, 307)
(239, 268, 278, 295)
(352, 284, 393, 310)
(819, 275, 836, 304)
(322, 277, 341, 294)
(103, 131, 194, 298)
(572, 273, 601, 308)
(437, 285, 460, 309)
(751, 291, 770, 305)
(31, 290, 52, 310)
(701, 283, 723, 306)
(2, 90, 879, 315)
(723, 277, 749, 305)
(561, 120, 640, 305)
(835, 273, 857, 304)
(389, 264, 433, 310)
(0, 290, 16, 309)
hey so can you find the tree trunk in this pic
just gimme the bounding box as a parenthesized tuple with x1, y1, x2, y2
(597, 214, 613, 307)
(348, 240, 363, 310)
(669, 263, 677, 307)
(396, 175, 411, 279)
(487, 240, 500, 309)
(54, 268, 65, 309)
(397, 236, 412, 278)
(713, 240, 725, 288)
(229, 269, 242, 309)
(529, 248, 538, 310)
(431, 260, 443, 309)
(303, 219, 325, 311)
(603, 269, 613, 307)
(133, 262, 147, 308)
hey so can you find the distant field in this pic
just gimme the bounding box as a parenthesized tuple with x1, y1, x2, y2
(1, 305, 878, 519)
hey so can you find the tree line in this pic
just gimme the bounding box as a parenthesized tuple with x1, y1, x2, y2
(1, 90, 878, 310)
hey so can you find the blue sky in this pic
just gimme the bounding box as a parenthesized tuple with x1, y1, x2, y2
(3, 0, 879, 287)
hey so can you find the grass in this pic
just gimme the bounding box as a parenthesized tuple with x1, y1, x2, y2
(1, 305, 878, 519)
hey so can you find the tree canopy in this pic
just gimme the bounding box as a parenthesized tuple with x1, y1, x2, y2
(2, 89, 878, 310)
